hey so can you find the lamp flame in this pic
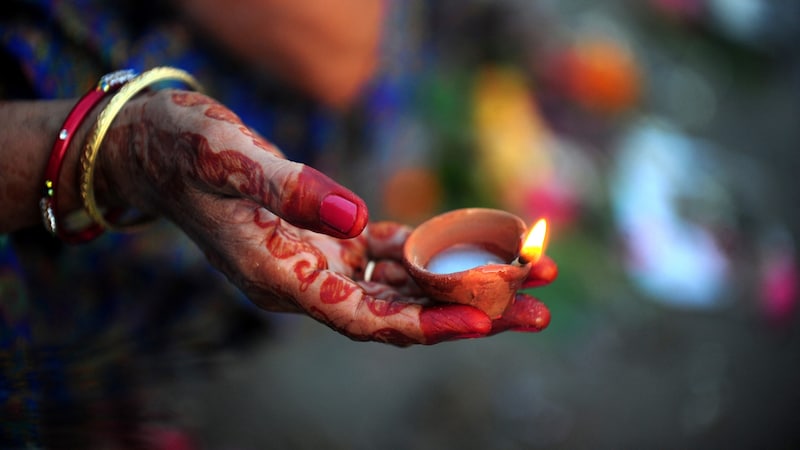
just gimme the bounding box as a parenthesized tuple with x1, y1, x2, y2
(519, 218, 548, 264)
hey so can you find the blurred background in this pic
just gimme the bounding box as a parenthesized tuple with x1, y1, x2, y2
(2, 0, 800, 448)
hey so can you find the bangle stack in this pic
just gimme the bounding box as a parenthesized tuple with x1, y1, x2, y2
(40, 66, 203, 244)
(40, 69, 137, 243)
(79, 67, 202, 232)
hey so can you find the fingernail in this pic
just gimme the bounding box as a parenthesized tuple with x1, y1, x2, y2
(320, 194, 358, 234)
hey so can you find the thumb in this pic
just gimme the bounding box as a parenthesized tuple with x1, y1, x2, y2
(279, 163, 369, 238)
(187, 120, 368, 238)
(230, 148, 368, 238)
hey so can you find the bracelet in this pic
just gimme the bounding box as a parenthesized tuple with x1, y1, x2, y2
(40, 69, 137, 243)
(79, 67, 203, 231)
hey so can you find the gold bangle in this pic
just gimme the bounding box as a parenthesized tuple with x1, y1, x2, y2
(79, 67, 203, 231)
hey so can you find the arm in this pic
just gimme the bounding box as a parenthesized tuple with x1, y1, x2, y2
(95, 89, 553, 344)
(0, 90, 554, 345)
(0, 99, 86, 233)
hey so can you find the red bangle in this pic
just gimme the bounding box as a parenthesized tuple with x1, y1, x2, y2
(39, 69, 137, 244)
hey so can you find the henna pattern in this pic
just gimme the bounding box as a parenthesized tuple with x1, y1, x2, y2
(253, 210, 329, 291)
(205, 104, 241, 124)
(366, 297, 409, 317)
(253, 209, 278, 229)
(294, 260, 324, 292)
(238, 125, 282, 156)
(193, 135, 267, 198)
(308, 305, 416, 345)
(172, 90, 281, 156)
(171, 91, 215, 108)
(264, 222, 326, 264)
(285, 166, 334, 223)
(319, 274, 358, 304)
(104, 91, 556, 346)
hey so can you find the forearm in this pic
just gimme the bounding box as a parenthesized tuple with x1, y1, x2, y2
(0, 99, 86, 233)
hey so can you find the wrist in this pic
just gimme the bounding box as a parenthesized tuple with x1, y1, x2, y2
(92, 89, 198, 216)
(92, 95, 142, 212)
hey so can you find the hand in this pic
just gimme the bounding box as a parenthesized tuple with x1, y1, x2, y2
(96, 90, 555, 345)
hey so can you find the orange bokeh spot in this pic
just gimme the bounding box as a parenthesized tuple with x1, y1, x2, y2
(382, 167, 442, 224)
(552, 38, 641, 113)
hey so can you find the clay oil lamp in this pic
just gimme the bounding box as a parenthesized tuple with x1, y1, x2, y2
(403, 208, 549, 318)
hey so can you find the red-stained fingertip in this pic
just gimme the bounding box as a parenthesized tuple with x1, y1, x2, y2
(504, 294, 551, 331)
(420, 305, 492, 344)
(522, 256, 559, 288)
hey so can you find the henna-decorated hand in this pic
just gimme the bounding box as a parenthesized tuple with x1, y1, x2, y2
(96, 90, 555, 345)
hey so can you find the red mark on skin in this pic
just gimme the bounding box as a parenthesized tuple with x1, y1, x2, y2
(173, 91, 279, 156)
(294, 260, 323, 292)
(260, 220, 326, 291)
(265, 227, 305, 258)
(420, 305, 491, 344)
(205, 104, 241, 124)
(189, 132, 267, 200)
(319, 275, 358, 304)
(253, 209, 278, 229)
(171, 91, 215, 107)
(135, 125, 189, 195)
(367, 297, 408, 317)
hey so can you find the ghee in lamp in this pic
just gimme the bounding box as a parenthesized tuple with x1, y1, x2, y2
(426, 244, 506, 274)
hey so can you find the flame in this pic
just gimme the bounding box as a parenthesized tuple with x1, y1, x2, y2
(519, 218, 548, 264)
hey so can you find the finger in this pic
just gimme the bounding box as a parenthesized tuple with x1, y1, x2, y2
(300, 271, 491, 346)
(521, 255, 559, 288)
(192, 122, 368, 238)
(365, 222, 412, 260)
(359, 261, 424, 298)
(358, 281, 428, 304)
(419, 304, 492, 345)
(363, 260, 411, 286)
(257, 155, 369, 239)
(490, 293, 551, 334)
(165, 92, 367, 237)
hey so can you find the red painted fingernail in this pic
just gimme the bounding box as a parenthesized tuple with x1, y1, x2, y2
(320, 194, 358, 234)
